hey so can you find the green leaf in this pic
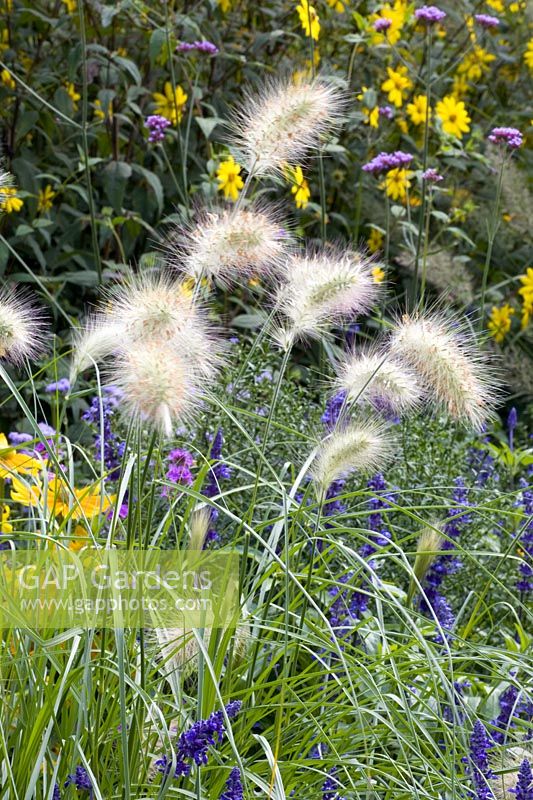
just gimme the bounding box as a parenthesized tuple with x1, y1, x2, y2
(131, 164, 164, 215)
(113, 56, 142, 85)
(102, 161, 132, 213)
(195, 116, 224, 140)
(149, 29, 166, 67)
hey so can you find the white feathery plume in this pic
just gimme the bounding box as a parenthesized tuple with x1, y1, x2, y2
(0, 286, 48, 364)
(104, 272, 196, 342)
(70, 314, 121, 382)
(109, 343, 199, 437)
(170, 205, 292, 287)
(231, 77, 345, 176)
(71, 273, 223, 384)
(104, 273, 223, 379)
(336, 348, 423, 416)
(274, 248, 380, 346)
(0, 168, 13, 204)
(312, 418, 393, 491)
(389, 312, 499, 431)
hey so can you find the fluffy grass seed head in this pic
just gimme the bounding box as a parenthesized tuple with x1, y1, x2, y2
(99, 272, 223, 380)
(389, 312, 499, 431)
(274, 248, 379, 347)
(70, 314, 122, 381)
(336, 348, 423, 416)
(231, 76, 345, 175)
(312, 418, 393, 492)
(0, 168, 13, 205)
(170, 205, 292, 287)
(110, 343, 199, 437)
(412, 524, 445, 585)
(0, 286, 48, 365)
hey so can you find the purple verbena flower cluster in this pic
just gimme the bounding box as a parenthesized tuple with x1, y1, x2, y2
(220, 768, 243, 800)
(488, 127, 523, 149)
(9, 421, 59, 460)
(379, 105, 394, 119)
(422, 167, 443, 182)
(156, 701, 242, 779)
(363, 151, 413, 174)
(414, 5, 447, 23)
(162, 448, 195, 498)
(82, 387, 125, 480)
(145, 114, 172, 143)
(176, 40, 219, 55)
(474, 13, 500, 28)
(468, 720, 495, 800)
(373, 17, 392, 32)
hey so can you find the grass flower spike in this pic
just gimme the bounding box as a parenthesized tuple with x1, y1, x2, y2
(231, 77, 344, 176)
(0, 286, 48, 365)
(336, 349, 423, 415)
(389, 313, 498, 430)
(274, 248, 379, 346)
(173, 206, 291, 287)
(81, 273, 221, 377)
(312, 419, 393, 491)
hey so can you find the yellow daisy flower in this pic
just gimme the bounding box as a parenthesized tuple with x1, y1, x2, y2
(524, 38, 533, 72)
(152, 82, 188, 125)
(406, 94, 430, 126)
(457, 47, 495, 82)
(326, 0, 345, 12)
(381, 168, 412, 201)
(381, 65, 412, 108)
(0, 187, 23, 214)
(435, 95, 471, 138)
(1, 68, 15, 90)
(1, 505, 13, 534)
(11, 474, 116, 520)
(216, 156, 244, 202)
(296, 0, 321, 40)
(372, 266, 386, 283)
(367, 229, 384, 253)
(289, 165, 311, 209)
(37, 185, 56, 213)
(0, 434, 42, 479)
(487, 304, 514, 343)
